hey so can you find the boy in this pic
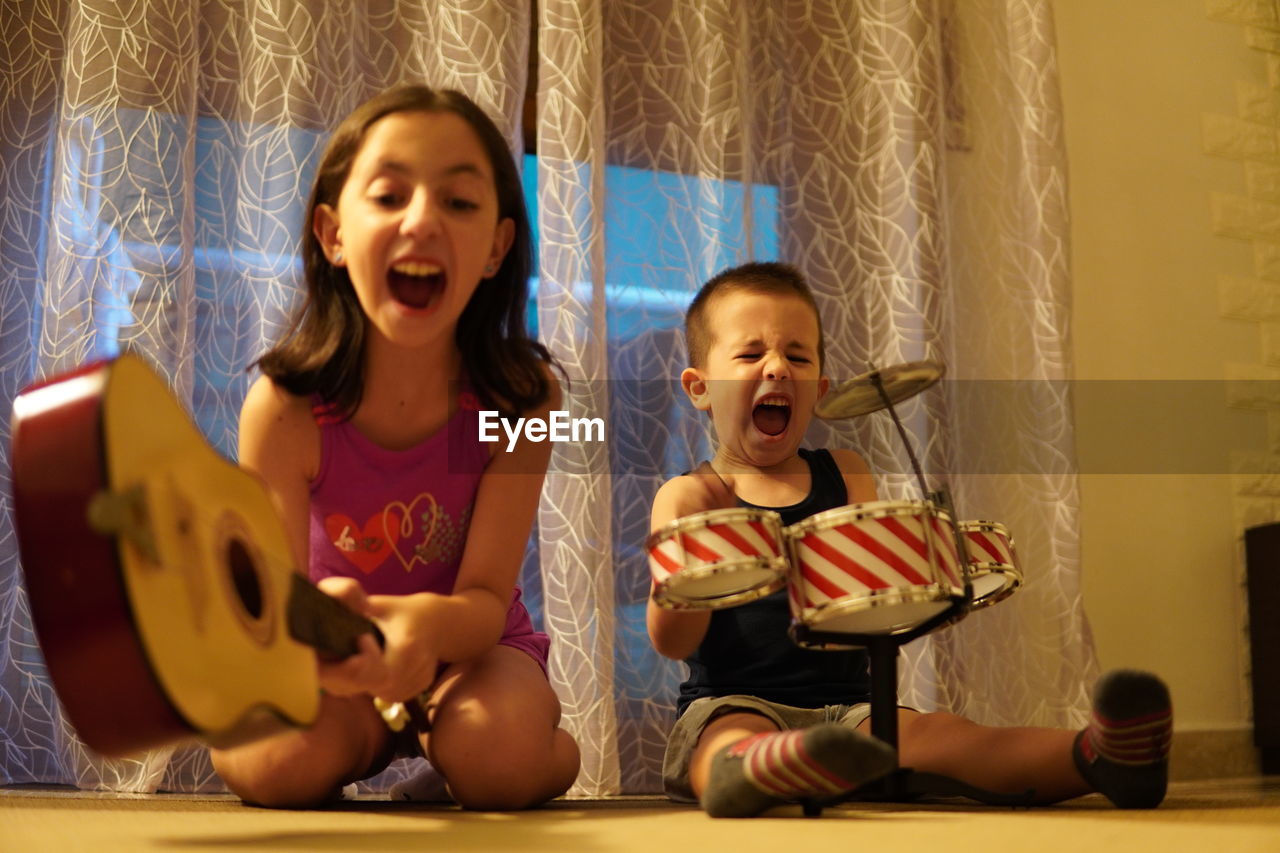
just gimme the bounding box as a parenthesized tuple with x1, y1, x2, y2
(648, 261, 1172, 817)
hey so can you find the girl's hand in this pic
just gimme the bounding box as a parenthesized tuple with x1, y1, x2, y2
(359, 593, 440, 704)
(314, 576, 391, 697)
(314, 577, 439, 703)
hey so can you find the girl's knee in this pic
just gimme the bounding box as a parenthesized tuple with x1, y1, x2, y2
(446, 738, 576, 809)
(212, 747, 341, 809)
(431, 717, 578, 809)
(210, 713, 386, 809)
(431, 683, 555, 752)
(449, 774, 550, 811)
(231, 775, 341, 810)
(427, 652, 578, 808)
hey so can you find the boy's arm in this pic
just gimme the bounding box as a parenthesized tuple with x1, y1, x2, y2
(645, 466, 736, 660)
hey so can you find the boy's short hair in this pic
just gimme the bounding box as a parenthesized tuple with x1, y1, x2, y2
(685, 261, 826, 369)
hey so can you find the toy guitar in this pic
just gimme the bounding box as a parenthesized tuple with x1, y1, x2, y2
(10, 353, 425, 758)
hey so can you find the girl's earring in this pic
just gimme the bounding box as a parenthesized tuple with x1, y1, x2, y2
(484, 263, 495, 275)
(333, 249, 344, 265)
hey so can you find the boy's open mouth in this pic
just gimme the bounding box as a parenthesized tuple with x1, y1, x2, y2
(752, 396, 790, 436)
(389, 261, 445, 310)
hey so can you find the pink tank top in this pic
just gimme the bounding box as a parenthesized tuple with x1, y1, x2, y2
(308, 390, 548, 669)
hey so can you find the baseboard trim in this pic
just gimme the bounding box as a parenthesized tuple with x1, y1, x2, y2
(1170, 729, 1261, 780)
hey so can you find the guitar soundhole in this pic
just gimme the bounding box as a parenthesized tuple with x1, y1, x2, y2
(226, 537, 264, 620)
(214, 510, 274, 646)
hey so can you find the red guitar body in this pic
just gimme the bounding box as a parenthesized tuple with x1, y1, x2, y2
(10, 354, 383, 757)
(12, 358, 192, 756)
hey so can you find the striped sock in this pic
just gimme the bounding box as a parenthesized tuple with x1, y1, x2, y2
(1073, 669, 1172, 809)
(701, 723, 895, 818)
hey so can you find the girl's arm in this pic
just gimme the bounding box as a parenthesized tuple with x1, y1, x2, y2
(238, 375, 320, 578)
(427, 373, 562, 661)
(238, 377, 390, 694)
(360, 366, 563, 700)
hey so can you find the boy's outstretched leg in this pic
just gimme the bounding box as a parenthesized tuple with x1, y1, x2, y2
(1073, 669, 1172, 809)
(701, 723, 895, 818)
(859, 670, 1172, 808)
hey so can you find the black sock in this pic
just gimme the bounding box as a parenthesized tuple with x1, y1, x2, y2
(1072, 669, 1172, 809)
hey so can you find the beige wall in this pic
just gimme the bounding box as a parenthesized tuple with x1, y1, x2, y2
(1055, 0, 1266, 735)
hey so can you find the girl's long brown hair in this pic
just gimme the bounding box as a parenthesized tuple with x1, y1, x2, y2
(257, 85, 554, 418)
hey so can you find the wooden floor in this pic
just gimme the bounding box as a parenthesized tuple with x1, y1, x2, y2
(3, 777, 1278, 853)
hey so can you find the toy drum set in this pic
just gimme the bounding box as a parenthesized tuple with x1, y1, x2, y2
(648, 498, 1022, 634)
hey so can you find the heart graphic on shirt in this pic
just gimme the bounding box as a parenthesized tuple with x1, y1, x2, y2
(324, 510, 401, 575)
(383, 493, 440, 573)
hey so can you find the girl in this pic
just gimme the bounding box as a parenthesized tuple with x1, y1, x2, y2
(211, 86, 580, 809)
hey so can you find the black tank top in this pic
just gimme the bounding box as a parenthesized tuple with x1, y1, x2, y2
(677, 448, 871, 715)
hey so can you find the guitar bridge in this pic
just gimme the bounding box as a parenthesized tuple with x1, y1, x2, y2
(87, 485, 160, 563)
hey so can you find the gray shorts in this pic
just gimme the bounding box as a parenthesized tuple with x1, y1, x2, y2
(661, 695, 872, 803)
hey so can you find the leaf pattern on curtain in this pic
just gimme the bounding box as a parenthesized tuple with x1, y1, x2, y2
(0, 0, 529, 792)
(923, 1, 1099, 726)
(534, 0, 624, 797)
(0, 0, 1092, 798)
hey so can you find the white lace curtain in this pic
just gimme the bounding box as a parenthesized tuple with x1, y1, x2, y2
(0, 0, 1094, 796)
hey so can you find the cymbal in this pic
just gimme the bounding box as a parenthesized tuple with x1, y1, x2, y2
(816, 361, 945, 420)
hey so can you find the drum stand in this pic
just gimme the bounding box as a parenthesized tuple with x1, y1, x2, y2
(792, 619, 1037, 815)
(789, 367, 1036, 815)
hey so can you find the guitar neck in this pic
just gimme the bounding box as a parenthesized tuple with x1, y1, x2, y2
(286, 574, 384, 659)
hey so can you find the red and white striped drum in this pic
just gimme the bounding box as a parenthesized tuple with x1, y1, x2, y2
(958, 520, 1022, 609)
(784, 500, 964, 638)
(647, 508, 788, 609)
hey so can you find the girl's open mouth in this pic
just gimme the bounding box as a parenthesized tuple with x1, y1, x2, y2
(389, 261, 445, 310)
(752, 396, 791, 436)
